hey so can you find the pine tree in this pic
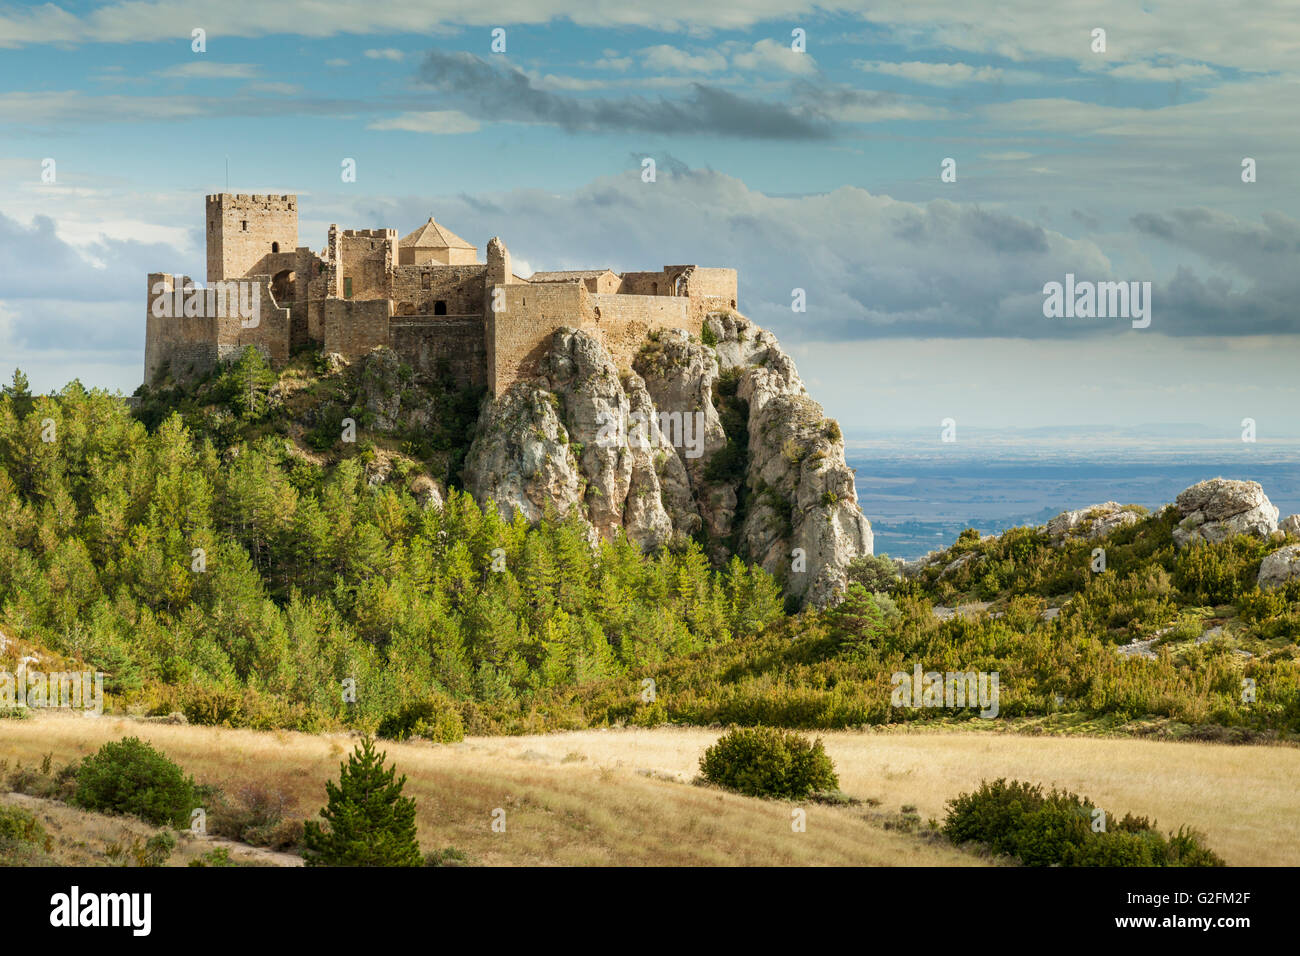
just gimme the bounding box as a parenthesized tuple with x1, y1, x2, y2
(302, 738, 422, 867)
(3, 369, 34, 419)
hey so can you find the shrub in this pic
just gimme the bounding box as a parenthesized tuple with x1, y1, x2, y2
(1066, 829, 1167, 866)
(943, 778, 1049, 856)
(302, 738, 421, 867)
(135, 831, 176, 867)
(846, 553, 901, 594)
(943, 778, 1224, 866)
(73, 737, 197, 827)
(699, 726, 839, 798)
(1165, 825, 1226, 867)
(1010, 797, 1093, 866)
(209, 783, 302, 849)
(377, 695, 465, 742)
(424, 846, 471, 867)
(0, 804, 50, 849)
(0, 804, 54, 865)
(189, 846, 236, 867)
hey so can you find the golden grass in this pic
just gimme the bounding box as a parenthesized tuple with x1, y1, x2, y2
(3, 715, 1295, 866)
(0, 792, 292, 866)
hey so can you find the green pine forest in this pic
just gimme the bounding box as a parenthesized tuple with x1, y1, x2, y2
(1, 354, 1298, 740)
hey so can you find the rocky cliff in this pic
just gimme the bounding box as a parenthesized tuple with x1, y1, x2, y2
(462, 313, 872, 608)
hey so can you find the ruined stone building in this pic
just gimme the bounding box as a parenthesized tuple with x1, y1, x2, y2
(144, 193, 739, 395)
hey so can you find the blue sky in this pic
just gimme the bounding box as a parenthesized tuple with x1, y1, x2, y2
(1, 0, 1297, 437)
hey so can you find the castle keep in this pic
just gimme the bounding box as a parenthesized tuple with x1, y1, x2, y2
(145, 194, 739, 396)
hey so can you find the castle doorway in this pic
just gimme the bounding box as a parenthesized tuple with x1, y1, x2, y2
(271, 269, 296, 305)
(434, 300, 448, 315)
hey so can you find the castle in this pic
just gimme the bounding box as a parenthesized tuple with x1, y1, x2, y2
(145, 194, 739, 396)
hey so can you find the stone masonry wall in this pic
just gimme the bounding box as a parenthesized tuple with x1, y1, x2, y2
(487, 283, 592, 395)
(391, 264, 487, 316)
(589, 292, 696, 371)
(324, 298, 392, 362)
(391, 317, 487, 389)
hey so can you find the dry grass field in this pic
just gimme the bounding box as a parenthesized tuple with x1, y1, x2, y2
(3, 714, 1297, 866)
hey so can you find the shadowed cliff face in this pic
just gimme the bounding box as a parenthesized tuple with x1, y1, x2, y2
(463, 313, 873, 608)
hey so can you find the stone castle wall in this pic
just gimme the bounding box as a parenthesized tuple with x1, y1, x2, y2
(485, 284, 707, 395)
(145, 273, 290, 384)
(323, 299, 391, 360)
(391, 317, 487, 389)
(151, 193, 737, 399)
(391, 264, 486, 316)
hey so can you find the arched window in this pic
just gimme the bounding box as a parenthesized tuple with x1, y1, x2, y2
(271, 242, 279, 253)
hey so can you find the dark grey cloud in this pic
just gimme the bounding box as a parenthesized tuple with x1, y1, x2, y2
(416, 50, 833, 140)
(1134, 208, 1300, 336)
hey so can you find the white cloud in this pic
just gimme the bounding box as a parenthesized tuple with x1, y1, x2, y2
(364, 48, 405, 61)
(0, 1, 1294, 76)
(154, 62, 261, 79)
(247, 82, 303, 95)
(367, 110, 480, 134)
(639, 44, 727, 74)
(854, 60, 1005, 85)
(1107, 61, 1218, 81)
(592, 54, 632, 71)
(731, 39, 818, 75)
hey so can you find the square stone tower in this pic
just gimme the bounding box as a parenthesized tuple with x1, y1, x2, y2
(206, 194, 299, 282)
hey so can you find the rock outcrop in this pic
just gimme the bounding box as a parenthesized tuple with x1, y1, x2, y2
(463, 384, 583, 526)
(461, 314, 872, 607)
(1280, 514, 1300, 537)
(1258, 544, 1300, 591)
(1172, 478, 1279, 548)
(1044, 501, 1141, 542)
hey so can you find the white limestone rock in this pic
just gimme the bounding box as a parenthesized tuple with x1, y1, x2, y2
(1044, 501, 1141, 542)
(1257, 544, 1300, 591)
(1172, 478, 1278, 548)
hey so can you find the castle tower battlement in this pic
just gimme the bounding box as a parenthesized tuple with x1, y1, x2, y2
(206, 193, 299, 283)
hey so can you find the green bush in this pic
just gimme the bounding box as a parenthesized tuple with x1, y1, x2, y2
(0, 804, 54, 865)
(0, 804, 50, 849)
(424, 846, 471, 867)
(377, 695, 465, 743)
(845, 553, 901, 594)
(943, 778, 1224, 867)
(189, 846, 237, 867)
(942, 778, 1049, 856)
(699, 726, 839, 798)
(302, 738, 421, 867)
(73, 737, 197, 827)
